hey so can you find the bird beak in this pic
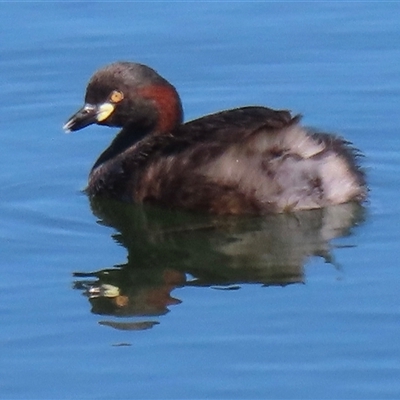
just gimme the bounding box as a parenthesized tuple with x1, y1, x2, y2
(63, 102, 115, 133)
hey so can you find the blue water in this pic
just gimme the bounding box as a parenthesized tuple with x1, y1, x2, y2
(1, 2, 400, 399)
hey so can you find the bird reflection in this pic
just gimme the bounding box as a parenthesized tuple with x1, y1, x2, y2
(73, 198, 365, 330)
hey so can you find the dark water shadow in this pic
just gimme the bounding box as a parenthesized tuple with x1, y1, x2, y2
(73, 197, 365, 331)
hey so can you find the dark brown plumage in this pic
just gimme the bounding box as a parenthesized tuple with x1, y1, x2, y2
(64, 62, 367, 214)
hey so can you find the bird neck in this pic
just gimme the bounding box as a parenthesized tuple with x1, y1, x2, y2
(91, 125, 149, 171)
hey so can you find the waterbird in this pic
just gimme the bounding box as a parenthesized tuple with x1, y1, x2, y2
(64, 61, 366, 214)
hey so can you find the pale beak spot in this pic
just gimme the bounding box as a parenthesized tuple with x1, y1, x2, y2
(96, 102, 115, 122)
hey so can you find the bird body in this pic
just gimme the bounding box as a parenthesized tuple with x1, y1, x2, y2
(64, 62, 366, 214)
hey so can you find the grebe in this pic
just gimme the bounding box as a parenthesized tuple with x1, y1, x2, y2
(64, 62, 366, 214)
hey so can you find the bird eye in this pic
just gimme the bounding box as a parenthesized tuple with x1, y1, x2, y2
(110, 90, 124, 103)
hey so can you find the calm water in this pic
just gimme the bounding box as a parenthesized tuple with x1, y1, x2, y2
(1, 2, 400, 399)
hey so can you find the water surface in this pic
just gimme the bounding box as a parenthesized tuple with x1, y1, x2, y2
(1, 2, 400, 399)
